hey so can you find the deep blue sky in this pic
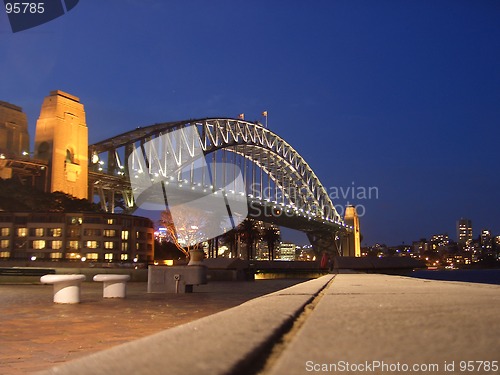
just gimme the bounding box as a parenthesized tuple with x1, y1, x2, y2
(1, 1, 499, 246)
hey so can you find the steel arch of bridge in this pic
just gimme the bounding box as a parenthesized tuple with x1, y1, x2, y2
(89, 118, 345, 229)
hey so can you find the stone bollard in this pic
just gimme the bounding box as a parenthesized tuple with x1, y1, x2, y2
(93, 274, 131, 298)
(40, 274, 86, 304)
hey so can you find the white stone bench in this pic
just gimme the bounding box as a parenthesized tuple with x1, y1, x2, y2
(93, 274, 131, 298)
(40, 274, 86, 304)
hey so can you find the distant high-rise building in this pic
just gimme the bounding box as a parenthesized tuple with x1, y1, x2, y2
(278, 242, 296, 261)
(430, 234, 449, 251)
(480, 229, 492, 250)
(412, 240, 429, 255)
(457, 218, 473, 246)
(254, 221, 280, 260)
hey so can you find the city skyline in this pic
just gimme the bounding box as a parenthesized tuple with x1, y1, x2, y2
(1, 1, 499, 245)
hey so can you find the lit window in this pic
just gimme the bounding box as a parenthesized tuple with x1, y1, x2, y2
(52, 240, 62, 250)
(104, 241, 114, 249)
(107, 219, 115, 225)
(121, 231, 129, 240)
(35, 228, 44, 237)
(120, 254, 128, 261)
(104, 253, 113, 261)
(103, 229, 116, 237)
(32, 240, 46, 249)
(1, 228, 10, 236)
(121, 242, 128, 251)
(0, 251, 10, 258)
(69, 216, 83, 225)
(17, 228, 28, 237)
(86, 253, 98, 260)
(50, 252, 62, 259)
(50, 228, 62, 237)
(1, 239, 9, 249)
(85, 241, 99, 249)
(68, 241, 79, 250)
(66, 252, 81, 260)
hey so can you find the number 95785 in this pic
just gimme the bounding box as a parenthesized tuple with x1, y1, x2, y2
(5, 2, 45, 14)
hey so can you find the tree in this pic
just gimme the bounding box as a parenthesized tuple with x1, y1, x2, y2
(237, 218, 261, 260)
(159, 205, 219, 260)
(221, 229, 239, 258)
(160, 208, 198, 259)
(154, 239, 185, 260)
(0, 178, 102, 212)
(262, 226, 281, 260)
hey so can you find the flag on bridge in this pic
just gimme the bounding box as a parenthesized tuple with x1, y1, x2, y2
(262, 110, 268, 128)
(238, 113, 245, 120)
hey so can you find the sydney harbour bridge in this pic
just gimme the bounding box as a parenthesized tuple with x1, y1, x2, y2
(88, 118, 354, 255)
(0, 91, 359, 257)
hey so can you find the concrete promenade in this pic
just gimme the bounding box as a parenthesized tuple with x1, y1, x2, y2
(0, 279, 304, 374)
(1, 274, 499, 374)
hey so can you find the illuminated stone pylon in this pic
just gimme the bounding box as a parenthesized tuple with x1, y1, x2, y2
(0, 101, 30, 179)
(0, 101, 29, 156)
(34, 90, 88, 199)
(342, 205, 361, 257)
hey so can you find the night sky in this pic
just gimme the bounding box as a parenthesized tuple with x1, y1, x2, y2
(1, 1, 499, 246)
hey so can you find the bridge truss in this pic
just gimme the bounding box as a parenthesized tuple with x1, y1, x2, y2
(88, 119, 350, 254)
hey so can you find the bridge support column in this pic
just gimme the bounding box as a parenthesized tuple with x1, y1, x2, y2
(307, 231, 342, 257)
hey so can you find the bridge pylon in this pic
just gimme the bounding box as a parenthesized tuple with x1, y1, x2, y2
(342, 205, 361, 257)
(34, 90, 88, 199)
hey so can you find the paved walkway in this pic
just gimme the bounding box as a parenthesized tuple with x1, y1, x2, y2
(0, 279, 304, 374)
(34, 274, 500, 375)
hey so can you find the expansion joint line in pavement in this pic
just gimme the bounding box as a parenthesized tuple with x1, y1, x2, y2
(245, 275, 337, 375)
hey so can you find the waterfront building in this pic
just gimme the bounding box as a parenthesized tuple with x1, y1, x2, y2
(0, 212, 154, 264)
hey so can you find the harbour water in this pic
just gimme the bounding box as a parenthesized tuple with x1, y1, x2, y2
(408, 268, 500, 285)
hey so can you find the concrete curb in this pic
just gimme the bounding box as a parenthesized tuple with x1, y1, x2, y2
(38, 275, 334, 375)
(268, 274, 500, 375)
